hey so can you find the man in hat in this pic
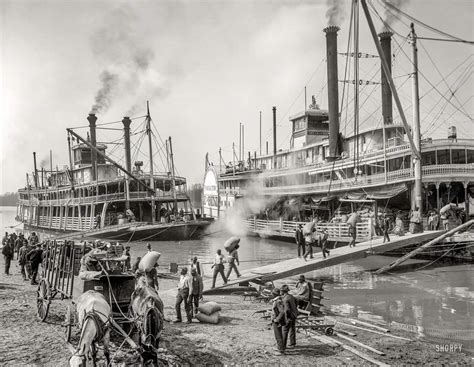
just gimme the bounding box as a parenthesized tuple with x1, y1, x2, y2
(294, 224, 305, 258)
(270, 288, 285, 355)
(189, 268, 203, 315)
(2, 235, 14, 275)
(189, 256, 201, 276)
(174, 267, 193, 323)
(146, 243, 152, 253)
(280, 284, 298, 350)
(291, 275, 310, 308)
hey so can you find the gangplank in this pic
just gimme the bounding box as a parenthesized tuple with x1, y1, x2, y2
(203, 230, 445, 293)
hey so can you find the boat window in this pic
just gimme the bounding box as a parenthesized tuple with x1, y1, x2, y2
(467, 150, 474, 163)
(436, 149, 450, 164)
(451, 149, 466, 164)
(422, 151, 436, 166)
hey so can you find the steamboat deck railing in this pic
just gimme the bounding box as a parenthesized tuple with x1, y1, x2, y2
(244, 218, 371, 242)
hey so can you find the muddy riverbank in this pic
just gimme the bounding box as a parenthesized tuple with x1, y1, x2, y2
(0, 254, 472, 366)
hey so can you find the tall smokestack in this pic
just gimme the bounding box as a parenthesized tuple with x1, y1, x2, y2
(32, 152, 38, 188)
(272, 106, 277, 167)
(379, 31, 393, 125)
(87, 113, 98, 181)
(122, 117, 132, 172)
(323, 26, 340, 160)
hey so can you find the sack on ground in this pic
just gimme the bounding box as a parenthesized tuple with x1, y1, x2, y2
(139, 251, 161, 272)
(198, 301, 222, 315)
(196, 311, 220, 324)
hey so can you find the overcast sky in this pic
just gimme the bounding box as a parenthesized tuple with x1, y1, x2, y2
(1, 0, 472, 194)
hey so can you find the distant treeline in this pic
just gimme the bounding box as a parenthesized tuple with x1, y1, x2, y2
(0, 192, 18, 206)
(187, 184, 203, 209)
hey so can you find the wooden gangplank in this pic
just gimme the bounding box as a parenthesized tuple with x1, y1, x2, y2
(203, 230, 444, 292)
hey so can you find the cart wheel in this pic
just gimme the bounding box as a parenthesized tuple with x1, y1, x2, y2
(64, 305, 73, 343)
(325, 327, 334, 336)
(36, 279, 51, 322)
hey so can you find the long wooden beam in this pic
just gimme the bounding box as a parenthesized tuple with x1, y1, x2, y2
(376, 219, 474, 274)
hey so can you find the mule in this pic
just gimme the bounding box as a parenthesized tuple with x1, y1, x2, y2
(69, 290, 111, 367)
(130, 284, 164, 366)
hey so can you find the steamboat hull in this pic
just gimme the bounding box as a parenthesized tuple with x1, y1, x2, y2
(23, 220, 212, 242)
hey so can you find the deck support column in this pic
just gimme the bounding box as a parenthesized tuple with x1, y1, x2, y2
(463, 181, 469, 217)
(435, 182, 440, 211)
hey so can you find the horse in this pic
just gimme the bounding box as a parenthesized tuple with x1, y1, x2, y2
(129, 284, 164, 366)
(69, 290, 111, 367)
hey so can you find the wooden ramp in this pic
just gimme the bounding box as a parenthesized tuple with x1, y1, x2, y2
(203, 230, 444, 293)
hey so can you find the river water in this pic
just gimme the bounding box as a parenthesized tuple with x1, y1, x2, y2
(1, 206, 472, 352)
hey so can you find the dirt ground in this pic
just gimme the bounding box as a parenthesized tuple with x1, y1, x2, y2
(0, 256, 472, 366)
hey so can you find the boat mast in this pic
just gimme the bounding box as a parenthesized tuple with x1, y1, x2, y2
(353, 0, 360, 177)
(410, 23, 423, 213)
(146, 101, 156, 224)
(360, 0, 420, 161)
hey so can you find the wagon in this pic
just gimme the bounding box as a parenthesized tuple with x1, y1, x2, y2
(37, 239, 136, 342)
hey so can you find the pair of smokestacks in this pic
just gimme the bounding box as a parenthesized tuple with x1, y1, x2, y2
(323, 26, 393, 159)
(87, 114, 132, 180)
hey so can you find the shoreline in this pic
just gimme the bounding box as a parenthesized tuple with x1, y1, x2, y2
(0, 256, 472, 366)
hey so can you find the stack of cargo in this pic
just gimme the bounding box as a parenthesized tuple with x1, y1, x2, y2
(195, 301, 221, 324)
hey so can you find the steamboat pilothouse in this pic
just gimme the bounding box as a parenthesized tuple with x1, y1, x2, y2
(203, 3, 474, 243)
(17, 104, 211, 241)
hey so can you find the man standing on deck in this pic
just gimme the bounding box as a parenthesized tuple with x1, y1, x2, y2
(295, 224, 305, 258)
(348, 224, 357, 248)
(382, 215, 391, 243)
(174, 267, 193, 323)
(280, 284, 298, 350)
(2, 236, 14, 275)
(124, 246, 131, 270)
(271, 288, 285, 355)
(211, 249, 227, 288)
(319, 229, 330, 258)
(303, 228, 315, 260)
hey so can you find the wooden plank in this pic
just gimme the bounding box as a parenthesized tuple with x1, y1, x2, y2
(376, 219, 474, 274)
(347, 318, 390, 333)
(335, 332, 385, 355)
(336, 322, 412, 341)
(337, 343, 390, 367)
(202, 230, 444, 291)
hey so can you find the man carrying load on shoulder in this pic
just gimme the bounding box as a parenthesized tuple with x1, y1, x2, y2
(225, 244, 241, 280)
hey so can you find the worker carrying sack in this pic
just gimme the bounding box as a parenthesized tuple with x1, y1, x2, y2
(224, 237, 240, 252)
(139, 251, 161, 272)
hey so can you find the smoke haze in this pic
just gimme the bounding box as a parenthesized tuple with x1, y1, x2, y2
(382, 0, 409, 29)
(89, 5, 170, 115)
(326, 0, 345, 26)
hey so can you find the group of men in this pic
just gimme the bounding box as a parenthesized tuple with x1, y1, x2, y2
(2, 231, 43, 284)
(270, 284, 299, 355)
(295, 224, 330, 260)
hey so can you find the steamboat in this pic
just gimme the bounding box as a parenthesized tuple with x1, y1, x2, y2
(16, 104, 211, 241)
(203, 1, 474, 244)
